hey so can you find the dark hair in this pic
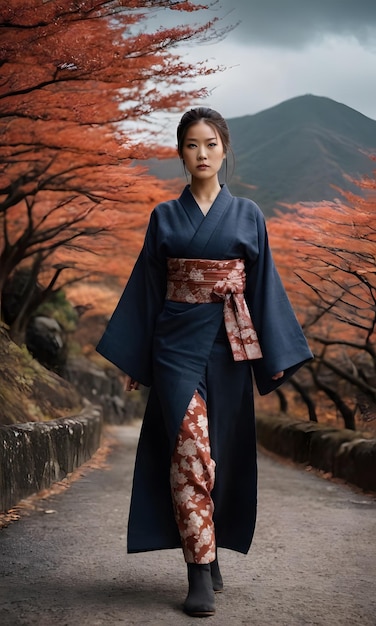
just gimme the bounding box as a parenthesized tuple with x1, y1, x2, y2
(176, 107, 231, 157)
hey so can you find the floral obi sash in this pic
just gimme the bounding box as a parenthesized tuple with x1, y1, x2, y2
(166, 258, 262, 362)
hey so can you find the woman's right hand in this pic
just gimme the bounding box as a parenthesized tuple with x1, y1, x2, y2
(124, 374, 140, 391)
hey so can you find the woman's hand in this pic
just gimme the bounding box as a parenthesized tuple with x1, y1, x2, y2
(272, 371, 284, 380)
(124, 374, 140, 391)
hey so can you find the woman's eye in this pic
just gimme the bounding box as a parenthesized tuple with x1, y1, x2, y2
(208, 143, 217, 148)
(186, 143, 197, 148)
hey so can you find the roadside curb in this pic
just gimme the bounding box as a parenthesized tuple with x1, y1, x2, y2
(256, 414, 376, 492)
(0, 406, 103, 513)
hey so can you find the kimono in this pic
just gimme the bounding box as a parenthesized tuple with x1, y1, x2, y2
(96, 184, 313, 556)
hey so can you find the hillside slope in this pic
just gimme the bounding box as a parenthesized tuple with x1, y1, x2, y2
(147, 95, 376, 216)
(0, 327, 82, 425)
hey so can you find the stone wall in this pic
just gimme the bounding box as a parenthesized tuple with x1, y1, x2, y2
(256, 414, 376, 492)
(0, 407, 102, 513)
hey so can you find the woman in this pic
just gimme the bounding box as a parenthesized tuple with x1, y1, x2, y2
(97, 108, 313, 617)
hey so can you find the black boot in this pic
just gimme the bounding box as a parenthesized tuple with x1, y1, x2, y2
(183, 563, 216, 617)
(210, 557, 224, 593)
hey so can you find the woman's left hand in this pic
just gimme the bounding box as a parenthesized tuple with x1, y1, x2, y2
(123, 374, 140, 391)
(272, 371, 284, 380)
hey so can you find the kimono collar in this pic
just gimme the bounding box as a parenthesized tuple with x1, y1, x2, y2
(178, 184, 233, 218)
(178, 184, 234, 257)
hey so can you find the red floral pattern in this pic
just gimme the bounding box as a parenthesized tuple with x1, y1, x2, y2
(170, 391, 216, 565)
(166, 258, 262, 361)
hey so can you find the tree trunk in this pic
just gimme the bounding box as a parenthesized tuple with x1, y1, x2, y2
(275, 388, 288, 413)
(289, 378, 318, 422)
(9, 255, 43, 345)
(310, 366, 356, 430)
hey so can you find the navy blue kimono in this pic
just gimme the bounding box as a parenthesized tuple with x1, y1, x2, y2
(97, 184, 313, 555)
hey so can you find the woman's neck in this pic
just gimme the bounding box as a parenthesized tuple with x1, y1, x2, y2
(189, 179, 222, 215)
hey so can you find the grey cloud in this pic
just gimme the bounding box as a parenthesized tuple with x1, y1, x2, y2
(153, 0, 376, 49)
(210, 0, 376, 48)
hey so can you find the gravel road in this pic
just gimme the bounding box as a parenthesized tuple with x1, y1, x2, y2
(1, 423, 375, 626)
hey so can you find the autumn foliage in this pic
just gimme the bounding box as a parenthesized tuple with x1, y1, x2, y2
(0, 0, 225, 339)
(268, 166, 376, 430)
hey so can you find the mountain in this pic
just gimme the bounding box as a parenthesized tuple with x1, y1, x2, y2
(146, 95, 376, 216)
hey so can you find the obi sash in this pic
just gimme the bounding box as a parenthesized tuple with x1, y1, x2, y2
(166, 258, 262, 362)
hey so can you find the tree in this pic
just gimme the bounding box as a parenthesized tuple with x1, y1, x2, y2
(0, 0, 227, 338)
(268, 165, 376, 428)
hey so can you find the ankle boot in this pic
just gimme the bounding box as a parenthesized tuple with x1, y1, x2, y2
(183, 563, 216, 617)
(210, 557, 224, 593)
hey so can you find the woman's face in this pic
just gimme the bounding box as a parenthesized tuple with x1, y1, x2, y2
(180, 120, 226, 180)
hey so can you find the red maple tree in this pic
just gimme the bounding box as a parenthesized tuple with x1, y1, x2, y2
(268, 165, 376, 429)
(0, 0, 227, 339)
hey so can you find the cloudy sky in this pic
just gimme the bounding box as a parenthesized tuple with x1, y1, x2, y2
(146, 0, 376, 128)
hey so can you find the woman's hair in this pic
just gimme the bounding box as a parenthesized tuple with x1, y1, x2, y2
(176, 107, 231, 157)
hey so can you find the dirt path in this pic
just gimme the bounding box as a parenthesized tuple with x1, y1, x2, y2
(1, 423, 375, 626)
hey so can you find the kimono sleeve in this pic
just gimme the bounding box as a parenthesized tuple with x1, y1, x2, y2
(246, 208, 313, 396)
(96, 210, 166, 386)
